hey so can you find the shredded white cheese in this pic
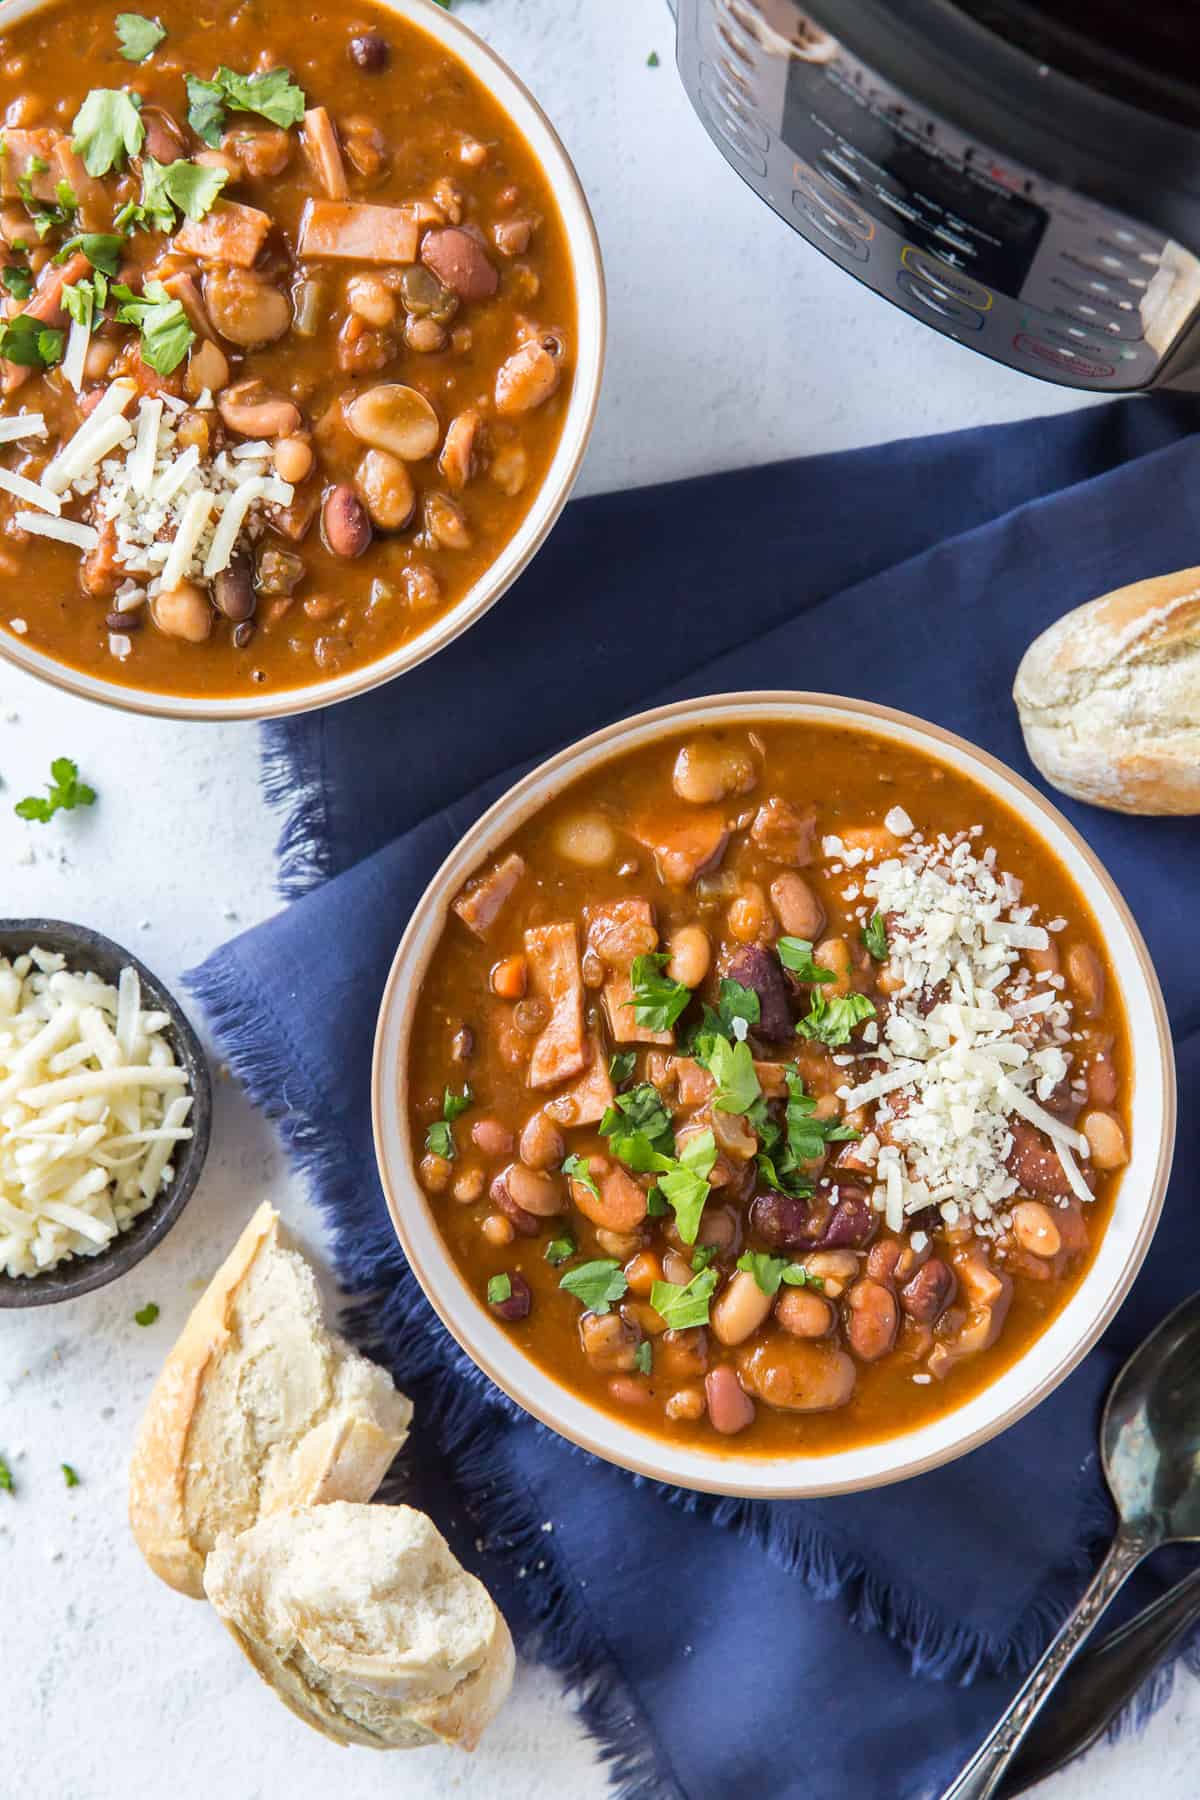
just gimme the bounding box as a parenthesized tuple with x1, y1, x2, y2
(0, 948, 194, 1279)
(0, 465, 61, 514)
(0, 413, 46, 444)
(13, 513, 99, 550)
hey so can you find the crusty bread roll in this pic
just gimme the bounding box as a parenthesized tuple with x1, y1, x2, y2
(1013, 569, 1200, 814)
(203, 1502, 515, 1751)
(129, 1203, 412, 1598)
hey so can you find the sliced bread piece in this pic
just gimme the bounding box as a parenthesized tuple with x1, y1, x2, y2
(203, 1501, 515, 1750)
(129, 1203, 412, 1598)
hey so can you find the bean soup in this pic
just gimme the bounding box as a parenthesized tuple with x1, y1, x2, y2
(0, 0, 577, 696)
(407, 722, 1131, 1455)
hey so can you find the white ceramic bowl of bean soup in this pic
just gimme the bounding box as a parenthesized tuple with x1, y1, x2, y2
(0, 0, 604, 720)
(372, 693, 1175, 1498)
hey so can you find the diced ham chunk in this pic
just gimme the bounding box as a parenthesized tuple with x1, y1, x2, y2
(544, 1034, 616, 1127)
(1, 251, 91, 394)
(298, 199, 419, 264)
(452, 852, 525, 938)
(750, 796, 817, 865)
(175, 201, 272, 269)
(162, 270, 216, 341)
(0, 130, 60, 201)
(524, 922, 587, 1090)
(53, 141, 107, 229)
(302, 107, 348, 201)
(630, 810, 728, 886)
(586, 898, 671, 1047)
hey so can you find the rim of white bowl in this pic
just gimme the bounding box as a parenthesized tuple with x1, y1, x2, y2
(372, 692, 1176, 1498)
(0, 0, 606, 721)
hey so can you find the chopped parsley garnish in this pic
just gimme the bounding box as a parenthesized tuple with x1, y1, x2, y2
(777, 937, 837, 984)
(862, 911, 890, 961)
(691, 1244, 718, 1271)
(608, 1050, 636, 1086)
(562, 1153, 600, 1202)
(21, 181, 77, 240)
(116, 157, 227, 234)
(599, 1083, 675, 1169)
(113, 280, 195, 374)
(653, 1129, 716, 1245)
(486, 1273, 512, 1306)
(62, 272, 108, 335)
(185, 65, 307, 147)
(15, 757, 96, 822)
(0, 1454, 12, 1494)
(796, 989, 876, 1048)
(686, 978, 760, 1061)
(736, 1251, 823, 1297)
(71, 88, 145, 177)
(750, 1068, 856, 1197)
(0, 313, 63, 369)
(707, 1035, 760, 1116)
(116, 13, 166, 61)
(442, 1084, 473, 1122)
(624, 952, 692, 1034)
(645, 1187, 668, 1217)
(634, 1340, 652, 1375)
(134, 1302, 159, 1326)
(649, 1267, 719, 1330)
(544, 1236, 575, 1267)
(424, 1084, 473, 1160)
(57, 233, 123, 275)
(559, 1258, 627, 1315)
(61, 1463, 81, 1488)
(1, 263, 33, 301)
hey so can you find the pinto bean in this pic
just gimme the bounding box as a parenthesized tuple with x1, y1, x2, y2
(1010, 1200, 1062, 1258)
(844, 1279, 898, 1361)
(1086, 1048, 1118, 1107)
(185, 338, 230, 399)
(769, 872, 826, 940)
(495, 338, 561, 414)
(1067, 944, 1105, 1017)
(710, 1269, 773, 1347)
(705, 1365, 755, 1435)
(737, 1337, 856, 1412)
(800, 1249, 859, 1298)
(658, 1326, 709, 1378)
(439, 407, 481, 492)
(473, 1122, 516, 1165)
(419, 1152, 451, 1194)
(502, 1161, 564, 1217)
(356, 449, 416, 531)
(1081, 1110, 1128, 1170)
(274, 435, 313, 485)
(1006, 1120, 1072, 1200)
(489, 1170, 540, 1237)
(420, 226, 498, 300)
(424, 491, 471, 549)
(774, 1287, 834, 1338)
(218, 381, 301, 439)
(899, 1257, 956, 1323)
(624, 1250, 663, 1297)
(322, 484, 372, 559)
(204, 268, 291, 348)
(672, 739, 757, 805)
(518, 1111, 564, 1171)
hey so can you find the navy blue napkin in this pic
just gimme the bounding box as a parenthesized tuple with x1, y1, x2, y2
(191, 396, 1199, 1800)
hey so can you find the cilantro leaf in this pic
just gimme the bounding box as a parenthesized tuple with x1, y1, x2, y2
(625, 952, 692, 1034)
(57, 233, 122, 275)
(1, 263, 33, 301)
(796, 990, 876, 1048)
(0, 1454, 12, 1494)
(186, 65, 306, 145)
(649, 1267, 719, 1330)
(609, 1050, 636, 1086)
(562, 1153, 600, 1202)
(134, 1302, 159, 1326)
(544, 1236, 575, 1267)
(116, 13, 166, 60)
(71, 89, 145, 177)
(559, 1258, 627, 1316)
(113, 279, 194, 374)
(736, 1250, 822, 1296)
(655, 1129, 716, 1245)
(185, 75, 227, 148)
(777, 937, 837, 984)
(862, 911, 889, 961)
(61, 1463, 81, 1487)
(0, 313, 64, 369)
(442, 1084, 473, 1123)
(634, 1340, 652, 1375)
(487, 1273, 512, 1305)
(707, 1036, 761, 1116)
(15, 756, 95, 823)
(783, 1067, 858, 1160)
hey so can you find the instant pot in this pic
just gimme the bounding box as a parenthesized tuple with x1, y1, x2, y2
(673, 0, 1200, 389)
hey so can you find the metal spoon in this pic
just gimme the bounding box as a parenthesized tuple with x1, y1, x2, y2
(940, 1291, 1200, 1800)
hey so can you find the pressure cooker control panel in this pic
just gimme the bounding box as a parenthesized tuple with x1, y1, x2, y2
(677, 0, 1198, 390)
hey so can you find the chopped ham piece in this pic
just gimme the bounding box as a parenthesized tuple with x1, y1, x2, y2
(750, 796, 817, 865)
(175, 201, 272, 269)
(524, 922, 587, 1090)
(1, 251, 90, 394)
(302, 107, 349, 201)
(452, 852, 525, 938)
(52, 141, 108, 229)
(0, 129, 60, 201)
(544, 1034, 616, 1127)
(297, 199, 419, 264)
(586, 899, 671, 1047)
(630, 810, 728, 886)
(162, 270, 216, 341)
(669, 1056, 716, 1108)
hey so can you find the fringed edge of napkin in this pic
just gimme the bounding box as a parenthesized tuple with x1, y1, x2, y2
(262, 717, 334, 900)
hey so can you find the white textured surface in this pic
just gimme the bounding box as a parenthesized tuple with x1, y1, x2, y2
(2, 1, 1187, 1795)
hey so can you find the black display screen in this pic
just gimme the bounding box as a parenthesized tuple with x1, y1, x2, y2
(782, 56, 1049, 291)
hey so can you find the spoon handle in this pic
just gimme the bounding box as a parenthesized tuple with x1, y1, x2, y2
(938, 1526, 1154, 1800)
(998, 1565, 1200, 1798)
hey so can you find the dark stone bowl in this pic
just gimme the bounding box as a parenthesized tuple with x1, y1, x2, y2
(0, 920, 212, 1308)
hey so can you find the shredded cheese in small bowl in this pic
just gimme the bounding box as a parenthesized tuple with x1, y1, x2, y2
(0, 927, 212, 1306)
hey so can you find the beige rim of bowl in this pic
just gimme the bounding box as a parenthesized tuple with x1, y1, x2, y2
(372, 692, 1176, 1499)
(0, 0, 606, 721)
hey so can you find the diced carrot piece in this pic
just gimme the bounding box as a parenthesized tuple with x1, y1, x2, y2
(0, 129, 60, 201)
(175, 201, 272, 270)
(23, 251, 90, 326)
(524, 922, 587, 1091)
(302, 107, 348, 202)
(297, 198, 419, 264)
(491, 955, 527, 1000)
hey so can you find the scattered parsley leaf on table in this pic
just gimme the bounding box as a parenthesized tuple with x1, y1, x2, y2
(15, 758, 97, 823)
(0, 1454, 13, 1494)
(116, 13, 166, 61)
(134, 1302, 159, 1326)
(647, 50, 660, 67)
(61, 1463, 81, 1488)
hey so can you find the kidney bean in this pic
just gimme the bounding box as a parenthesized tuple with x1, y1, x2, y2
(749, 1188, 814, 1251)
(322, 484, 372, 558)
(844, 1279, 898, 1361)
(819, 1190, 876, 1249)
(489, 1271, 531, 1321)
(349, 31, 389, 70)
(899, 1257, 956, 1324)
(705, 1365, 755, 1435)
(489, 1171, 540, 1237)
(104, 609, 142, 631)
(420, 226, 498, 301)
(212, 553, 256, 622)
(726, 944, 793, 1043)
(1006, 1120, 1072, 1200)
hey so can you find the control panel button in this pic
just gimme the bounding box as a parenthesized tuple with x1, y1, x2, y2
(793, 165, 874, 241)
(1013, 332, 1115, 379)
(897, 268, 985, 328)
(698, 60, 769, 152)
(900, 246, 992, 311)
